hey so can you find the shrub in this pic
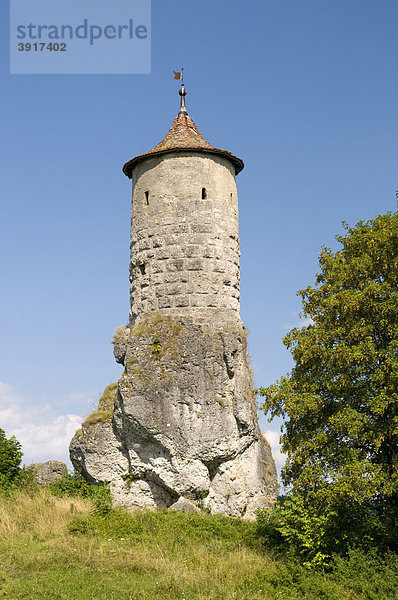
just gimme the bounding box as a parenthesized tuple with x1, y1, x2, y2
(256, 493, 398, 568)
(49, 472, 111, 503)
(91, 483, 113, 516)
(0, 427, 23, 487)
(331, 548, 398, 599)
(256, 495, 333, 568)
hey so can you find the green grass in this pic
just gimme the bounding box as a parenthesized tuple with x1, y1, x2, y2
(0, 489, 397, 600)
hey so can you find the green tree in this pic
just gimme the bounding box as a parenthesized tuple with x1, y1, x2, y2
(0, 427, 23, 485)
(259, 210, 398, 556)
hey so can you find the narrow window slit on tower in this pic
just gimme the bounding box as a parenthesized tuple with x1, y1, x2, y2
(145, 191, 149, 205)
(201, 188, 207, 199)
(230, 193, 233, 200)
(139, 264, 146, 275)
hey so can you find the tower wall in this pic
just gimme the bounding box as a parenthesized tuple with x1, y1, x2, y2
(129, 151, 241, 327)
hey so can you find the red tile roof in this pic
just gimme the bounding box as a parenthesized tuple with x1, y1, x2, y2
(122, 112, 244, 178)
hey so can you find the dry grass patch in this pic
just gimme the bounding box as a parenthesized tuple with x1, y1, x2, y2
(79, 382, 118, 429)
(81, 409, 112, 427)
(0, 488, 90, 537)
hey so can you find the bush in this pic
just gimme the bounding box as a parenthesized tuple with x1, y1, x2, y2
(91, 483, 113, 516)
(49, 472, 93, 497)
(256, 493, 398, 568)
(331, 548, 398, 600)
(49, 472, 111, 506)
(0, 427, 23, 487)
(256, 495, 333, 568)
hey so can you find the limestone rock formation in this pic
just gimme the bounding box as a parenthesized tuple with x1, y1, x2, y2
(27, 460, 67, 485)
(70, 315, 278, 519)
(169, 498, 201, 513)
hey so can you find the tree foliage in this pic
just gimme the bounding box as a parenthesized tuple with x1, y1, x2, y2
(0, 427, 23, 485)
(259, 210, 398, 556)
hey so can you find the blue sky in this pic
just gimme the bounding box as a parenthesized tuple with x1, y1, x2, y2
(1, 0, 397, 473)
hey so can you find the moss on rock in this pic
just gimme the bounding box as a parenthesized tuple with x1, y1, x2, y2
(131, 313, 183, 361)
(82, 410, 113, 428)
(98, 382, 118, 412)
(81, 383, 118, 429)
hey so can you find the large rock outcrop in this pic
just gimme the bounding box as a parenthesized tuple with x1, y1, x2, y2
(70, 314, 278, 519)
(27, 460, 67, 485)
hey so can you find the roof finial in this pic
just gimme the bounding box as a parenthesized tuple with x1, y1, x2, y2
(179, 85, 187, 114)
(174, 68, 187, 114)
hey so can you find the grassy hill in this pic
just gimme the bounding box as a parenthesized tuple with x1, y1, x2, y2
(0, 489, 397, 600)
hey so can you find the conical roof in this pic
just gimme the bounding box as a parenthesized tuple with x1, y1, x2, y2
(149, 112, 216, 153)
(122, 89, 244, 178)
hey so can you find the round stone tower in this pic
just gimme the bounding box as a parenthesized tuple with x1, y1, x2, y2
(70, 82, 278, 519)
(123, 85, 244, 328)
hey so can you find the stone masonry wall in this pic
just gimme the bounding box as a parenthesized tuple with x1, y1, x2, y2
(129, 152, 241, 327)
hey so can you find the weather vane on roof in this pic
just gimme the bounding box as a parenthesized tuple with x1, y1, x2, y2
(173, 67, 184, 85)
(173, 68, 187, 114)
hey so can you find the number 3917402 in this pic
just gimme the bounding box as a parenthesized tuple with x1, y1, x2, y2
(18, 42, 67, 51)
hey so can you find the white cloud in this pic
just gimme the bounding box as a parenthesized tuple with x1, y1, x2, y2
(0, 382, 83, 467)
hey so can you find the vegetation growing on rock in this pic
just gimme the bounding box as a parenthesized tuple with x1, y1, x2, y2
(80, 382, 118, 429)
(131, 312, 183, 360)
(81, 409, 113, 427)
(98, 382, 118, 412)
(112, 325, 129, 344)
